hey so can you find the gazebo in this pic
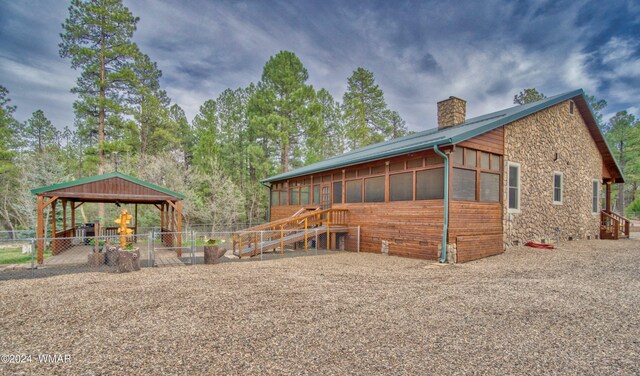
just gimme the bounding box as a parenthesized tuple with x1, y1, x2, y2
(31, 172, 185, 264)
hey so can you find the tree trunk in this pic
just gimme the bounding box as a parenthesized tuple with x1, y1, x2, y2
(281, 142, 289, 173)
(98, 21, 106, 225)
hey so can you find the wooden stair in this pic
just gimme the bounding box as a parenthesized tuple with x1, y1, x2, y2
(232, 208, 349, 258)
(600, 210, 630, 240)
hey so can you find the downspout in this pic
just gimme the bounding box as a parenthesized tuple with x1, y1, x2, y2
(434, 144, 449, 263)
(259, 181, 271, 222)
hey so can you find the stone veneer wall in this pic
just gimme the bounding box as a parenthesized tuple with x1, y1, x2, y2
(503, 100, 602, 246)
(437, 96, 466, 129)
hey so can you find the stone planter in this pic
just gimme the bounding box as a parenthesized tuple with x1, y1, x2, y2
(204, 245, 227, 264)
(87, 252, 105, 267)
(116, 249, 140, 273)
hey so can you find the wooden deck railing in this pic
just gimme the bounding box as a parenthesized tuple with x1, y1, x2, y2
(232, 208, 349, 258)
(601, 210, 630, 239)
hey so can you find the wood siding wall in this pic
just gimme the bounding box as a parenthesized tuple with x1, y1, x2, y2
(457, 127, 504, 155)
(449, 201, 503, 262)
(336, 201, 444, 259)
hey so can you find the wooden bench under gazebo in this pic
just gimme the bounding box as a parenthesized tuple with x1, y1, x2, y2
(31, 172, 185, 264)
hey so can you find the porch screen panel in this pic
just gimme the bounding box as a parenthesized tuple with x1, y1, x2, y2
(346, 180, 363, 203)
(416, 168, 444, 200)
(453, 168, 476, 201)
(364, 176, 385, 202)
(390, 172, 413, 201)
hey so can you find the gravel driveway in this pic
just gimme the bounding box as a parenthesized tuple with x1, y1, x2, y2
(1, 238, 639, 375)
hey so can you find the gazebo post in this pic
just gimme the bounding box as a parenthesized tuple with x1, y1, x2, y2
(62, 199, 67, 231)
(134, 203, 138, 239)
(37, 195, 44, 264)
(51, 199, 57, 255)
(176, 200, 183, 257)
(71, 202, 76, 236)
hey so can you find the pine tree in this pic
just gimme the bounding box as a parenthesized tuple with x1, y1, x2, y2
(23, 110, 57, 152)
(248, 51, 317, 173)
(606, 111, 640, 210)
(342, 67, 390, 149)
(513, 88, 546, 105)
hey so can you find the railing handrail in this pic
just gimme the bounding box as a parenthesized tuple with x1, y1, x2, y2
(604, 210, 631, 223)
(237, 208, 334, 234)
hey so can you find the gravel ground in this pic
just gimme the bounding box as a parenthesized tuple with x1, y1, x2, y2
(1, 239, 639, 375)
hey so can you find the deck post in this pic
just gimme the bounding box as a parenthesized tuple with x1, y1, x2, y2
(260, 231, 264, 261)
(280, 225, 284, 254)
(605, 182, 611, 212)
(304, 218, 308, 253)
(36, 195, 44, 264)
(134, 203, 138, 240)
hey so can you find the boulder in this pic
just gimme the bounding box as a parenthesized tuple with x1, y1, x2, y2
(87, 252, 105, 267)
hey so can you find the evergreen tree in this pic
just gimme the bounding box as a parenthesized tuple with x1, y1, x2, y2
(192, 99, 220, 168)
(59, 0, 141, 175)
(342, 67, 390, 149)
(513, 88, 546, 105)
(23, 110, 57, 152)
(606, 111, 640, 210)
(585, 94, 608, 129)
(248, 51, 317, 172)
(385, 109, 409, 139)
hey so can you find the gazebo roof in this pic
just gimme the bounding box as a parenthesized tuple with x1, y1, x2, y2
(31, 172, 185, 203)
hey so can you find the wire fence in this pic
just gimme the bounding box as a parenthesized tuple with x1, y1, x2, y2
(0, 226, 361, 280)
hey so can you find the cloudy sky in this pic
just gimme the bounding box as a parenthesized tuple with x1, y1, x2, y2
(1, 0, 639, 132)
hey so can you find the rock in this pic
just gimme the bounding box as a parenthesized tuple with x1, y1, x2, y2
(116, 250, 140, 273)
(87, 252, 105, 267)
(204, 245, 227, 264)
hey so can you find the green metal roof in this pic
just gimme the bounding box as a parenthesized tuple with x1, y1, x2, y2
(263, 89, 623, 183)
(31, 171, 186, 199)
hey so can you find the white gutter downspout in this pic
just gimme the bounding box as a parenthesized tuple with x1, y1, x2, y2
(434, 144, 449, 263)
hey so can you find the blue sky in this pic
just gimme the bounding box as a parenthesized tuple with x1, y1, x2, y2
(1, 0, 639, 132)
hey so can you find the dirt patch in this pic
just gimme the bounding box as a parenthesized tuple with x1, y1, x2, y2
(1, 239, 639, 374)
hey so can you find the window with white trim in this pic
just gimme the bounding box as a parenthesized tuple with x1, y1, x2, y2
(507, 162, 520, 212)
(553, 172, 563, 204)
(592, 180, 599, 213)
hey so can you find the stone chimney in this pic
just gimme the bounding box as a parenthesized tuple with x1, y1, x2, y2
(437, 96, 466, 129)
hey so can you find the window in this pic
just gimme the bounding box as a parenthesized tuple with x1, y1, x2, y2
(271, 190, 279, 206)
(346, 180, 362, 203)
(390, 173, 413, 201)
(280, 191, 288, 206)
(465, 149, 477, 167)
(371, 165, 385, 174)
(508, 162, 520, 212)
(480, 173, 500, 202)
(313, 185, 320, 205)
(389, 161, 404, 171)
(416, 168, 444, 200)
(480, 152, 490, 169)
(553, 172, 563, 204)
(453, 168, 476, 201)
(452, 148, 464, 165)
(364, 176, 385, 202)
(290, 188, 299, 205)
(357, 167, 370, 177)
(300, 186, 310, 205)
(490, 154, 500, 171)
(345, 170, 356, 179)
(407, 158, 423, 169)
(592, 180, 599, 214)
(333, 181, 342, 204)
(569, 100, 574, 114)
(426, 155, 443, 165)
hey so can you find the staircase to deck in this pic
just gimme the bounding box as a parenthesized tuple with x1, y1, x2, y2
(232, 208, 349, 258)
(600, 210, 630, 240)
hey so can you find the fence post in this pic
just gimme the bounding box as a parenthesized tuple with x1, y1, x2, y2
(260, 231, 264, 261)
(191, 230, 195, 265)
(280, 225, 284, 254)
(304, 218, 308, 253)
(149, 229, 154, 267)
(31, 239, 35, 277)
(315, 228, 319, 256)
(357, 225, 360, 254)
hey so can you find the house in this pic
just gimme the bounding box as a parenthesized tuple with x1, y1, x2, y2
(258, 89, 627, 263)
